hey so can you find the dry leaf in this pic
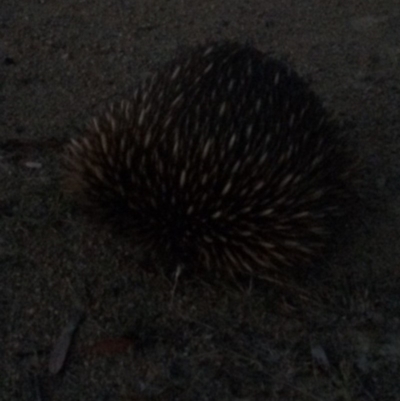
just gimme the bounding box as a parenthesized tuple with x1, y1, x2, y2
(48, 310, 85, 374)
(86, 337, 135, 356)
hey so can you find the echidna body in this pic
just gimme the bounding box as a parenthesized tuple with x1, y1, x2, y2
(64, 42, 352, 279)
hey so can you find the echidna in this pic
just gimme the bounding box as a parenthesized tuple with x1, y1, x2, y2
(63, 42, 354, 281)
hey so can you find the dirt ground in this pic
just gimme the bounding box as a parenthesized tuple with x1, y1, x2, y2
(1, 1, 400, 400)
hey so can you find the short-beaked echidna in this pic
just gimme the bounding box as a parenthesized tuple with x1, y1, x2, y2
(64, 42, 354, 280)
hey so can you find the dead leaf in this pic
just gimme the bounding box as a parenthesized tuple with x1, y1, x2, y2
(48, 310, 85, 374)
(85, 337, 135, 356)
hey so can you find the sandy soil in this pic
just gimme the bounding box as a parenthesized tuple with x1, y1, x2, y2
(1, 1, 400, 400)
